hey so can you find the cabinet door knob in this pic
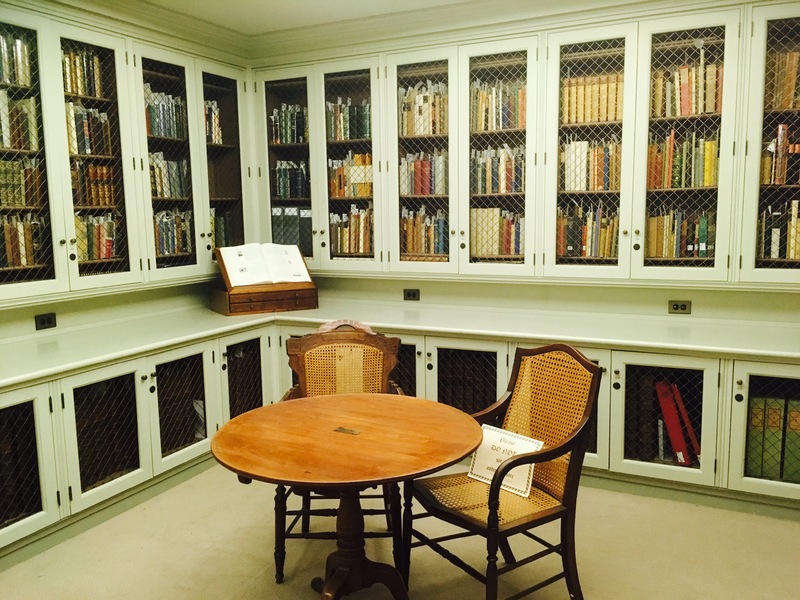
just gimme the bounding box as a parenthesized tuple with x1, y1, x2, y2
(426, 363, 433, 370)
(69, 238, 76, 244)
(321, 242, 326, 248)
(612, 382, 621, 390)
(149, 385, 156, 393)
(59, 239, 67, 245)
(221, 364, 227, 371)
(633, 243, 641, 251)
(320, 229, 326, 235)
(416, 350, 422, 356)
(460, 242, 465, 249)
(634, 229, 640, 235)
(200, 232, 206, 238)
(734, 393, 744, 402)
(621, 230, 628, 236)
(312, 230, 318, 235)
(450, 230, 455, 235)
(140, 375, 148, 381)
(69, 253, 76, 261)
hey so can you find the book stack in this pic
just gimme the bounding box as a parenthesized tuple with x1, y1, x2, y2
(0, 158, 40, 207)
(272, 160, 309, 199)
(0, 92, 38, 151)
(270, 206, 313, 256)
(760, 124, 799, 186)
(0, 33, 32, 87)
(203, 99, 222, 144)
(64, 102, 112, 156)
(329, 203, 373, 255)
(470, 145, 525, 194)
(269, 103, 308, 144)
(73, 212, 117, 261)
(650, 62, 723, 117)
(645, 208, 714, 259)
(758, 201, 800, 260)
(148, 153, 189, 198)
(143, 83, 188, 139)
(764, 50, 800, 111)
(560, 139, 621, 191)
(153, 209, 193, 257)
(400, 205, 448, 256)
(327, 152, 372, 198)
(468, 207, 524, 257)
(399, 150, 447, 196)
(745, 396, 800, 483)
(71, 162, 114, 206)
(470, 77, 526, 132)
(325, 97, 370, 141)
(398, 80, 448, 136)
(556, 204, 619, 259)
(647, 128, 719, 189)
(61, 48, 103, 97)
(1, 213, 43, 268)
(560, 73, 624, 123)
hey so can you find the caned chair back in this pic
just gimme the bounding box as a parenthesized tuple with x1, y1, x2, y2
(502, 349, 596, 502)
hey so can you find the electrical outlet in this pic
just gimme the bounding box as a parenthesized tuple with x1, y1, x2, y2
(35, 313, 57, 330)
(403, 289, 420, 301)
(668, 300, 692, 315)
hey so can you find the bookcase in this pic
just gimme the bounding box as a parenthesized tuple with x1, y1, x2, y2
(386, 48, 458, 273)
(630, 12, 739, 282)
(740, 6, 800, 284)
(544, 24, 637, 279)
(458, 39, 535, 276)
(0, 19, 55, 292)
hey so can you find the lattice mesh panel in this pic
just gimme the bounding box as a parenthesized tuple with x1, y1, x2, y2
(644, 28, 724, 267)
(73, 373, 139, 492)
(0, 23, 54, 284)
(142, 57, 195, 269)
(756, 18, 800, 268)
(623, 365, 703, 468)
(745, 376, 800, 483)
(469, 52, 526, 264)
(0, 400, 41, 529)
(266, 77, 313, 257)
(204, 72, 243, 251)
(436, 348, 497, 413)
(156, 354, 206, 457)
(62, 38, 130, 277)
(325, 69, 373, 258)
(398, 60, 449, 262)
(392, 342, 418, 396)
(226, 338, 263, 419)
(557, 39, 624, 265)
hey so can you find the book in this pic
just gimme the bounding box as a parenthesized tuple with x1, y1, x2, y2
(217, 243, 311, 288)
(783, 399, 800, 484)
(761, 397, 785, 480)
(671, 383, 700, 457)
(655, 380, 692, 466)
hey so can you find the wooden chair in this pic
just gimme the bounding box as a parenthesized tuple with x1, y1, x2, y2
(402, 343, 602, 600)
(274, 320, 404, 584)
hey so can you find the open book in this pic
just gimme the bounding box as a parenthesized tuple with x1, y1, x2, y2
(217, 243, 311, 287)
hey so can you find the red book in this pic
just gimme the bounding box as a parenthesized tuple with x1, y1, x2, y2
(671, 383, 700, 457)
(655, 380, 691, 466)
(419, 159, 431, 195)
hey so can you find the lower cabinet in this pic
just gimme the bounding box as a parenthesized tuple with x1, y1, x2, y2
(218, 330, 272, 422)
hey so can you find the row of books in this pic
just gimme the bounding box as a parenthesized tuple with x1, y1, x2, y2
(0, 33, 31, 87)
(746, 396, 800, 483)
(556, 204, 619, 258)
(71, 162, 115, 207)
(272, 160, 309, 199)
(65, 102, 112, 156)
(269, 103, 308, 144)
(270, 206, 313, 256)
(470, 78, 526, 132)
(153, 209, 193, 257)
(761, 124, 797, 185)
(560, 73, 624, 124)
(0, 93, 38, 151)
(74, 212, 118, 261)
(210, 207, 236, 250)
(398, 80, 448, 137)
(1, 213, 44, 268)
(203, 100, 222, 145)
(399, 150, 447, 196)
(61, 49, 104, 98)
(758, 202, 800, 260)
(651, 63, 723, 118)
(0, 158, 41, 207)
(143, 83, 188, 139)
(149, 153, 189, 199)
(764, 51, 799, 111)
(647, 128, 719, 189)
(560, 139, 621, 192)
(400, 205, 448, 256)
(325, 97, 371, 141)
(327, 152, 372, 198)
(470, 145, 525, 195)
(329, 204, 373, 255)
(645, 209, 714, 259)
(468, 207, 524, 257)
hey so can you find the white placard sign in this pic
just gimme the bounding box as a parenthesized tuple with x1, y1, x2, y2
(467, 424, 544, 497)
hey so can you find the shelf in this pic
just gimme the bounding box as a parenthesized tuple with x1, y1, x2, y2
(400, 254, 448, 261)
(0, 263, 48, 272)
(329, 196, 373, 201)
(0, 147, 42, 157)
(147, 135, 189, 145)
(400, 195, 449, 200)
(205, 142, 236, 152)
(209, 197, 242, 203)
(649, 113, 721, 123)
(470, 128, 525, 137)
(78, 257, 126, 266)
(73, 204, 121, 211)
(559, 120, 622, 129)
(558, 189, 621, 196)
(151, 196, 192, 203)
(64, 92, 115, 105)
(0, 204, 46, 212)
(470, 193, 524, 199)
(646, 186, 718, 193)
(70, 153, 116, 161)
(326, 137, 372, 145)
(398, 134, 448, 142)
(142, 69, 183, 84)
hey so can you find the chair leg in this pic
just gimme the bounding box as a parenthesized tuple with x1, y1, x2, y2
(401, 480, 414, 586)
(561, 514, 583, 600)
(388, 483, 402, 570)
(274, 485, 287, 584)
(485, 531, 499, 600)
(300, 490, 311, 533)
(498, 536, 515, 564)
(382, 483, 394, 531)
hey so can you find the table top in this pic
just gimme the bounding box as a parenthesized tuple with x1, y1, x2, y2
(211, 393, 483, 488)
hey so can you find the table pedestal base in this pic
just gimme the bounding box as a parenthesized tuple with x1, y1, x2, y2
(314, 489, 408, 600)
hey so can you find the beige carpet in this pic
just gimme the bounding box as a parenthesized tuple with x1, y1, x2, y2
(1, 462, 799, 599)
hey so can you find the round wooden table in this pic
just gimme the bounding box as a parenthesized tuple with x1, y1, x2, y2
(211, 392, 482, 600)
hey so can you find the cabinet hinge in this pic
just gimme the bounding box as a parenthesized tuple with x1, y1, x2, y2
(532, 253, 535, 266)
(258, 167, 262, 177)
(140, 158, 144, 170)
(737, 23, 740, 38)
(506, 354, 509, 367)
(132, 157, 136, 170)
(56, 490, 61, 506)
(376, 67, 379, 78)
(546, 47, 549, 60)
(267, 336, 271, 348)
(543, 152, 546, 165)
(732, 141, 735, 156)
(244, 81, 247, 93)
(133, 54, 137, 67)
(536, 48, 539, 62)
(49, 396, 53, 413)
(61, 393, 65, 409)
(727, 256, 730, 269)
(387, 251, 391, 262)
(378, 162, 382, 173)
(212, 350, 215, 364)
(745, 140, 748, 156)
(384, 66, 387, 78)
(717, 372, 721, 388)
(125, 51, 129, 65)
(714, 459, 718, 474)
(148, 258, 152, 270)
(739, 255, 743, 269)
(279, 335, 283, 347)
(534, 153, 537, 166)
(68, 486, 73, 502)
(247, 166, 251, 177)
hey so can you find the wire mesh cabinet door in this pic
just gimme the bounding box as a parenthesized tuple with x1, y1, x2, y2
(609, 351, 720, 486)
(59, 359, 152, 514)
(146, 343, 220, 475)
(631, 10, 741, 282)
(0, 383, 60, 550)
(728, 360, 800, 501)
(219, 330, 270, 423)
(740, 6, 800, 285)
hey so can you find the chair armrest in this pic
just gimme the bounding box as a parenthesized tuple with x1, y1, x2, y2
(279, 385, 302, 402)
(470, 391, 511, 424)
